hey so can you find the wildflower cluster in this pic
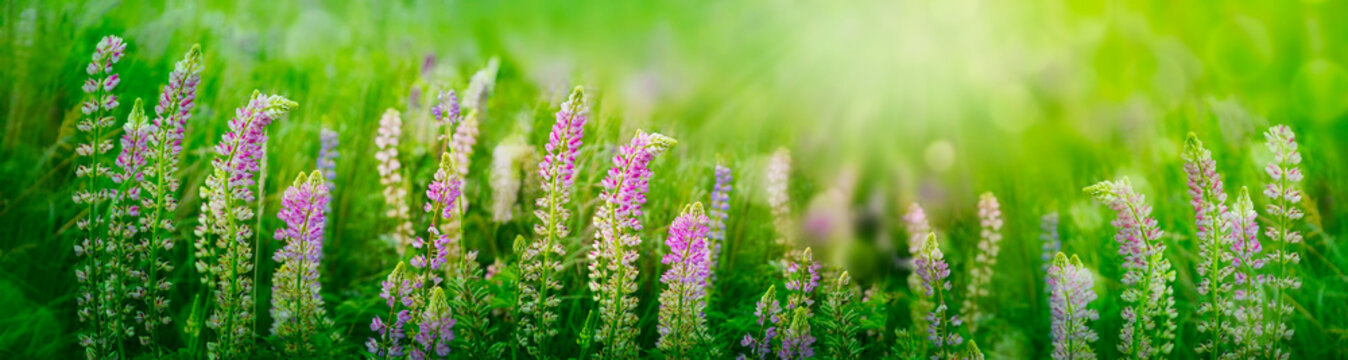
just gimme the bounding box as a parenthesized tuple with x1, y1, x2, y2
(1182, 133, 1235, 355)
(588, 130, 677, 358)
(269, 171, 339, 356)
(517, 87, 589, 357)
(656, 203, 715, 358)
(962, 192, 1003, 333)
(194, 91, 297, 358)
(1085, 177, 1177, 359)
(1262, 124, 1304, 359)
(1048, 252, 1099, 360)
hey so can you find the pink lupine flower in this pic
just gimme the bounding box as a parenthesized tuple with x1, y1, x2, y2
(518, 87, 589, 356)
(72, 35, 127, 359)
(1182, 133, 1236, 356)
(135, 45, 203, 346)
(914, 233, 965, 358)
(1048, 253, 1099, 360)
(270, 171, 337, 356)
(739, 285, 783, 360)
(962, 192, 1003, 333)
(657, 203, 715, 357)
(1085, 177, 1177, 358)
(1262, 124, 1303, 360)
(374, 109, 414, 254)
(588, 130, 676, 359)
(1228, 187, 1265, 358)
(902, 203, 936, 339)
(194, 91, 297, 359)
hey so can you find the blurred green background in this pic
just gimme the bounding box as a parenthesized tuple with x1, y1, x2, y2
(1, 0, 1346, 358)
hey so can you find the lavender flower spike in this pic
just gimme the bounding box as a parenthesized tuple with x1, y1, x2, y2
(1040, 212, 1061, 275)
(778, 308, 816, 360)
(1085, 177, 1177, 359)
(368, 262, 414, 358)
(136, 44, 203, 347)
(1182, 133, 1235, 356)
(518, 86, 589, 357)
(72, 35, 127, 359)
(270, 171, 338, 356)
(317, 128, 339, 185)
(962, 192, 1003, 334)
(903, 203, 935, 335)
(738, 285, 782, 360)
(707, 162, 733, 281)
(411, 153, 463, 290)
(1228, 187, 1265, 358)
(1262, 124, 1304, 360)
(588, 130, 677, 359)
(1048, 252, 1099, 360)
(412, 287, 456, 359)
(657, 203, 716, 358)
(374, 109, 413, 254)
(915, 233, 964, 359)
(194, 91, 297, 359)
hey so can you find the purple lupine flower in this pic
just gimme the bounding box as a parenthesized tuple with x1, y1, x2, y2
(72, 35, 127, 359)
(902, 203, 931, 256)
(518, 87, 589, 356)
(411, 153, 462, 289)
(135, 45, 203, 346)
(707, 162, 733, 281)
(1182, 133, 1236, 356)
(914, 233, 964, 358)
(657, 203, 714, 357)
(1048, 253, 1099, 360)
(766, 148, 792, 243)
(411, 287, 455, 359)
(588, 130, 677, 358)
(902, 203, 936, 337)
(1262, 124, 1303, 360)
(269, 171, 336, 356)
(739, 286, 782, 360)
(1041, 212, 1061, 275)
(778, 308, 817, 360)
(374, 109, 413, 254)
(432, 90, 460, 151)
(784, 247, 822, 311)
(1228, 187, 1265, 358)
(317, 128, 338, 185)
(962, 192, 1003, 334)
(194, 91, 297, 359)
(1085, 177, 1177, 358)
(369, 263, 415, 358)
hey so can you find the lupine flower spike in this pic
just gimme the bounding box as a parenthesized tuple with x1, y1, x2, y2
(488, 135, 529, 222)
(1040, 212, 1061, 275)
(367, 262, 414, 358)
(779, 308, 816, 360)
(738, 286, 783, 360)
(270, 171, 339, 356)
(518, 86, 588, 357)
(1228, 187, 1264, 358)
(135, 44, 203, 349)
(588, 130, 677, 359)
(1084, 177, 1177, 359)
(1048, 252, 1099, 360)
(104, 100, 151, 354)
(656, 203, 716, 358)
(1182, 133, 1235, 356)
(1262, 124, 1303, 360)
(73, 35, 127, 359)
(962, 192, 1003, 334)
(766, 148, 792, 244)
(707, 162, 733, 282)
(820, 271, 862, 359)
(903, 203, 935, 334)
(194, 91, 297, 359)
(374, 109, 414, 254)
(317, 128, 338, 194)
(914, 233, 965, 359)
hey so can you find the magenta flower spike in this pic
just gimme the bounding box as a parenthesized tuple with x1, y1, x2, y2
(588, 130, 676, 359)
(1182, 133, 1235, 356)
(656, 203, 715, 357)
(1228, 187, 1265, 358)
(518, 87, 589, 357)
(1262, 124, 1304, 360)
(269, 171, 338, 356)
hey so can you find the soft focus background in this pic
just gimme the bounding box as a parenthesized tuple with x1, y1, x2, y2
(2, 0, 1346, 358)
